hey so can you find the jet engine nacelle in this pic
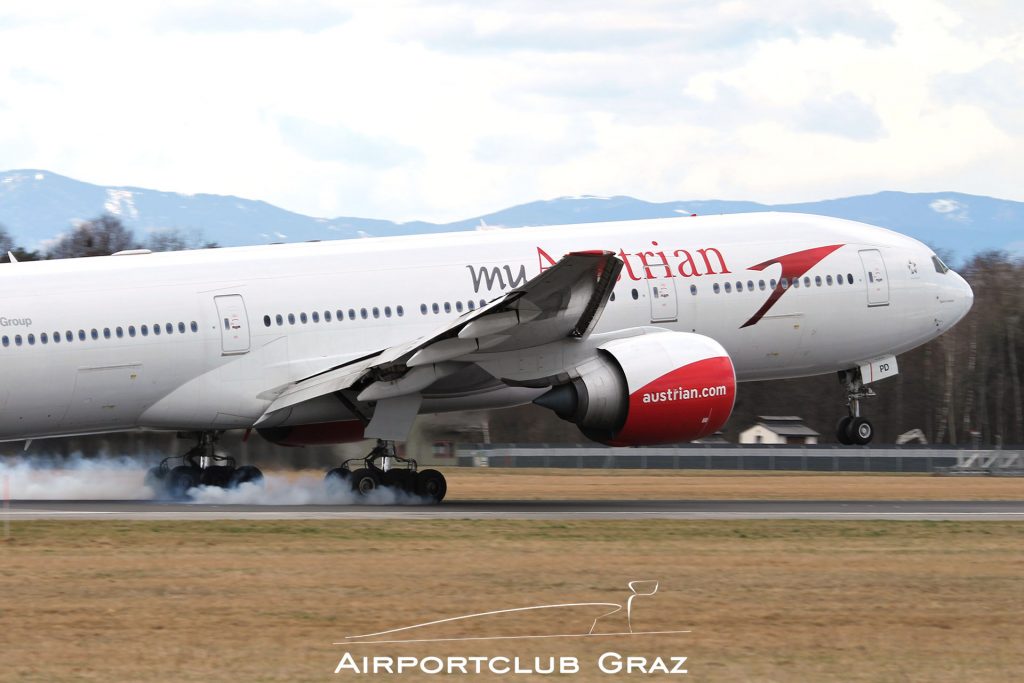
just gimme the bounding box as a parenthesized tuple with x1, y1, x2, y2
(534, 332, 736, 446)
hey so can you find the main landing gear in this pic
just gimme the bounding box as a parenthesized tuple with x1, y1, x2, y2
(324, 439, 447, 503)
(836, 369, 875, 445)
(145, 432, 264, 499)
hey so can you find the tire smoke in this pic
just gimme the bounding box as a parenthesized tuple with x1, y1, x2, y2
(0, 456, 430, 505)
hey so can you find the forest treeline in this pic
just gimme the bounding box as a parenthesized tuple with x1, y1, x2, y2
(2, 214, 1021, 452)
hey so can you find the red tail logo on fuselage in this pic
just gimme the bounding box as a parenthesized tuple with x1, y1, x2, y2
(741, 244, 844, 328)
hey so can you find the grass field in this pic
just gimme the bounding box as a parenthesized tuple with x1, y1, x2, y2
(441, 467, 1024, 500)
(2, 518, 1023, 682)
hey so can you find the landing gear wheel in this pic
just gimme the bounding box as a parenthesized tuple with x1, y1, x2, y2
(849, 417, 874, 445)
(382, 469, 416, 493)
(350, 468, 381, 495)
(200, 465, 235, 488)
(324, 468, 351, 485)
(230, 465, 264, 488)
(836, 416, 853, 445)
(167, 465, 200, 499)
(415, 469, 447, 503)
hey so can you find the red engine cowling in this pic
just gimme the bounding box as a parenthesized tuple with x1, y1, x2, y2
(534, 332, 736, 446)
(257, 420, 366, 447)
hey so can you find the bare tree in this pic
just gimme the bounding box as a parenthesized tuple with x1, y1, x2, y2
(47, 214, 139, 259)
(145, 227, 217, 252)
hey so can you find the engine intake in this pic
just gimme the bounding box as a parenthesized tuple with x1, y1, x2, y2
(534, 332, 736, 446)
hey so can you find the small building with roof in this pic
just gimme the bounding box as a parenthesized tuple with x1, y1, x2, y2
(739, 416, 820, 445)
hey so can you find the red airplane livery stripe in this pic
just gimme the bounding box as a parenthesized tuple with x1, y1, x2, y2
(740, 244, 844, 328)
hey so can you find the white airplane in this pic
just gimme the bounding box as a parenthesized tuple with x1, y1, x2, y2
(0, 212, 972, 500)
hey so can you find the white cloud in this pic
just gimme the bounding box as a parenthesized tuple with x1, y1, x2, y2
(0, 0, 1021, 222)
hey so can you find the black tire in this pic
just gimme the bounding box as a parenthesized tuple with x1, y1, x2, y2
(144, 466, 167, 492)
(350, 468, 381, 495)
(324, 467, 350, 484)
(230, 465, 264, 488)
(167, 465, 200, 499)
(382, 469, 417, 493)
(850, 417, 874, 445)
(836, 416, 853, 445)
(200, 465, 235, 488)
(415, 469, 447, 503)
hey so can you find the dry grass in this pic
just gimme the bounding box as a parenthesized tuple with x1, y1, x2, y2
(1, 520, 1023, 682)
(439, 467, 1024, 500)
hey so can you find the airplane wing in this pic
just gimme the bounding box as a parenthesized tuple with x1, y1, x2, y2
(258, 250, 622, 439)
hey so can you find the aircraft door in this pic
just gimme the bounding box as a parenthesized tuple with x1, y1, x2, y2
(859, 249, 890, 307)
(647, 278, 678, 322)
(214, 294, 251, 354)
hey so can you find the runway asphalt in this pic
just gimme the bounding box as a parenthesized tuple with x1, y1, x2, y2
(4, 499, 1024, 520)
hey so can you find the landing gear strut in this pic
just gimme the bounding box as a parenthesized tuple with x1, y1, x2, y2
(325, 439, 446, 503)
(145, 432, 264, 499)
(836, 369, 875, 445)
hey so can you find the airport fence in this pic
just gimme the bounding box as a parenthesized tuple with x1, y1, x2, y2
(450, 444, 1024, 474)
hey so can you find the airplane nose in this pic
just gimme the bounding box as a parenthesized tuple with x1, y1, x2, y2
(951, 271, 974, 323)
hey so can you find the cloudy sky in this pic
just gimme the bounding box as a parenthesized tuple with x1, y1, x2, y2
(0, 1, 1021, 221)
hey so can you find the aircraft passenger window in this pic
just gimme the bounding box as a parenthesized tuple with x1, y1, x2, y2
(631, 288, 639, 300)
(372, 307, 380, 319)
(151, 324, 159, 336)
(455, 301, 463, 313)
(713, 283, 721, 294)
(747, 280, 754, 290)
(826, 275, 833, 286)
(1, 336, 7, 347)
(312, 311, 320, 323)
(179, 322, 186, 333)
(770, 279, 777, 289)
(385, 306, 392, 318)
(288, 313, 296, 325)
(815, 276, 822, 287)
(324, 311, 332, 322)
(724, 282, 732, 293)
(116, 327, 124, 338)
(932, 255, 949, 274)
(15, 335, 22, 346)
(78, 330, 86, 341)
(41, 333, 48, 344)
(300, 312, 308, 324)
(759, 280, 766, 290)
(263, 315, 271, 327)
(397, 305, 404, 317)
(792, 278, 800, 289)
(690, 285, 697, 295)
(166, 323, 173, 334)
(224, 318, 230, 330)
(348, 309, 356, 320)
(479, 299, 486, 308)
(53, 332, 60, 344)
(609, 292, 616, 302)
(337, 309, 345, 321)
(804, 277, 811, 287)
(190, 321, 198, 332)
(29, 333, 37, 345)
(836, 273, 843, 285)
(103, 328, 111, 339)
(736, 281, 743, 292)
(781, 278, 789, 289)
(432, 303, 439, 314)
(91, 329, 99, 340)
(141, 325, 149, 336)
(847, 273, 854, 284)
(868, 272, 874, 283)
(444, 302, 452, 313)
(129, 326, 136, 337)
(360, 308, 368, 319)
(467, 300, 476, 310)
(420, 304, 428, 315)
(66, 331, 73, 342)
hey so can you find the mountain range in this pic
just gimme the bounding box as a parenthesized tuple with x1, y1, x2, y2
(1, 169, 1020, 261)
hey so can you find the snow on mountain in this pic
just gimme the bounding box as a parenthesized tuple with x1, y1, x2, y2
(0, 169, 1020, 259)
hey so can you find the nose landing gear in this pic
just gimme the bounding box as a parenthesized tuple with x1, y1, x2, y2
(836, 369, 876, 445)
(324, 439, 447, 503)
(145, 432, 264, 499)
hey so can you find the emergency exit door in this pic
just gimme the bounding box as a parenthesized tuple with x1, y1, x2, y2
(859, 249, 890, 307)
(214, 294, 251, 354)
(648, 278, 678, 322)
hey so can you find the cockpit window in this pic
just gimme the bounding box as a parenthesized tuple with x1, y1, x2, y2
(931, 255, 949, 274)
